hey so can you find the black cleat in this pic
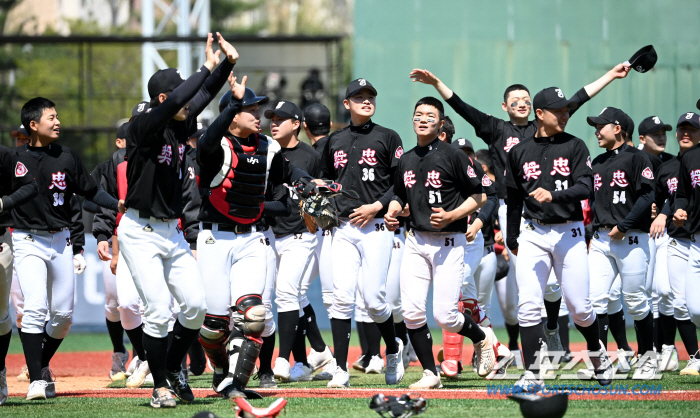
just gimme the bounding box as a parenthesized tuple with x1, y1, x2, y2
(166, 369, 195, 403)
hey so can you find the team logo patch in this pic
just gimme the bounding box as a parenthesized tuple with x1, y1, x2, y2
(593, 173, 602, 191)
(522, 161, 542, 181)
(15, 161, 28, 177)
(333, 150, 348, 168)
(403, 170, 417, 188)
(642, 167, 654, 180)
(586, 156, 592, 169)
(205, 236, 215, 244)
(247, 156, 259, 164)
(550, 157, 571, 176)
(555, 88, 564, 98)
(142, 224, 153, 232)
(425, 170, 442, 188)
(691, 169, 700, 188)
(359, 79, 367, 86)
(24, 234, 34, 242)
(610, 170, 629, 187)
(358, 148, 378, 166)
(482, 174, 492, 187)
(157, 144, 173, 165)
(667, 177, 678, 194)
(467, 166, 477, 178)
(48, 171, 67, 190)
(395, 146, 404, 159)
(276, 101, 285, 109)
(504, 137, 520, 152)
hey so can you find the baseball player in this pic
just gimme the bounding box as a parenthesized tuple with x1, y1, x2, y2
(505, 87, 614, 392)
(320, 78, 405, 388)
(661, 111, 700, 376)
(410, 64, 630, 350)
(384, 96, 503, 389)
(586, 106, 656, 378)
(13, 97, 121, 400)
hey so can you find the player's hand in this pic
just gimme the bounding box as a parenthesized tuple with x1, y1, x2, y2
(74, 253, 87, 275)
(610, 63, 631, 79)
(229, 73, 247, 100)
(430, 207, 454, 229)
(510, 247, 518, 257)
(97, 241, 111, 261)
(466, 219, 483, 242)
(409, 69, 440, 86)
(649, 214, 666, 239)
(118, 200, 127, 214)
(495, 230, 504, 246)
(651, 202, 657, 219)
(673, 209, 687, 227)
(608, 226, 625, 240)
(311, 179, 325, 185)
(203, 33, 221, 71)
(217, 32, 239, 64)
(529, 188, 552, 203)
(191, 249, 197, 260)
(399, 204, 410, 217)
(384, 204, 401, 231)
(110, 253, 118, 275)
(350, 201, 382, 227)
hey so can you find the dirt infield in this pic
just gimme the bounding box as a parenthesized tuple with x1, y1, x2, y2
(5, 342, 697, 401)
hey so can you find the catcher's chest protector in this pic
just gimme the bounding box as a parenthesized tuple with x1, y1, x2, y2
(208, 134, 279, 224)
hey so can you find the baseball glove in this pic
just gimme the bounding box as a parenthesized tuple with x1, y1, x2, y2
(296, 181, 358, 233)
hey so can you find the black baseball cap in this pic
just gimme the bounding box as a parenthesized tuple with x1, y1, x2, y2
(696, 98, 700, 111)
(264, 101, 302, 121)
(638, 116, 672, 136)
(147, 68, 185, 99)
(677, 112, 700, 129)
(10, 125, 29, 138)
(116, 122, 129, 139)
(452, 137, 474, 152)
(131, 101, 149, 119)
(533, 87, 578, 111)
(345, 78, 377, 99)
(219, 88, 269, 112)
(620, 112, 635, 136)
(625, 45, 657, 73)
(586, 107, 625, 127)
(303, 103, 331, 128)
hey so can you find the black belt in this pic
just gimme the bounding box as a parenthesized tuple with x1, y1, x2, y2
(139, 214, 172, 222)
(201, 222, 268, 234)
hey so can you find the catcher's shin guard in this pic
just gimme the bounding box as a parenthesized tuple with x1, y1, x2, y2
(441, 329, 464, 377)
(218, 328, 262, 393)
(199, 314, 231, 371)
(461, 298, 491, 328)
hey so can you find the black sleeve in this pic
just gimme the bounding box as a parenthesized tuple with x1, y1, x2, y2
(445, 92, 498, 145)
(1, 180, 38, 211)
(506, 186, 525, 251)
(617, 184, 654, 233)
(567, 88, 591, 117)
(660, 195, 673, 217)
(655, 173, 669, 213)
(391, 159, 407, 209)
(477, 193, 498, 225)
(270, 155, 312, 188)
(92, 173, 117, 243)
(82, 199, 101, 214)
(187, 61, 235, 121)
(181, 158, 202, 249)
(550, 177, 592, 203)
(85, 188, 119, 211)
(197, 97, 243, 159)
(263, 184, 294, 217)
(69, 194, 85, 255)
(378, 186, 395, 208)
(675, 155, 689, 212)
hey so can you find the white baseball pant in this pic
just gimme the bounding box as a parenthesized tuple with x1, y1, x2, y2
(114, 252, 145, 331)
(401, 231, 466, 332)
(0, 231, 13, 336)
(461, 230, 484, 301)
(682, 238, 700, 326)
(495, 266, 519, 326)
(299, 228, 334, 313)
(118, 209, 206, 338)
(12, 228, 74, 338)
(516, 221, 595, 327)
(474, 244, 497, 318)
(588, 230, 650, 321)
(10, 267, 23, 328)
(607, 276, 623, 315)
(275, 232, 317, 313)
(646, 232, 656, 298)
(667, 237, 690, 321)
(261, 228, 277, 337)
(102, 242, 120, 323)
(653, 234, 673, 317)
(330, 219, 393, 323)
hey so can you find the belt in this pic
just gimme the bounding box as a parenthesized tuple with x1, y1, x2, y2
(29, 227, 68, 234)
(138, 214, 173, 222)
(202, 222, 266, 234)
(528, 219, 573, 226)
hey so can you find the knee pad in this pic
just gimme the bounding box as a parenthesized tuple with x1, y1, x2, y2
(199, 314, 230, 371)
(233, 294, 266, 339)
(460, 298, 490, 327)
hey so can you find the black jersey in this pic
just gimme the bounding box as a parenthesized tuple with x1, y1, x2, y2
(655, 155, 690, 239)
(12, 143, 116, 230)
(312, 136, 329, 154)
(273, 141, 322, 236)
(671, 145, 700, 234)
(392, 139, 483, 233)
(0, 145, 38, 230)
(125, 61, 232, 219)
(505, 133, 592, 249)
(644, 150, 673, 174)
(590, 144, 655, 232)
(321, 120, 403, 218)
(445, 88, 590, 199)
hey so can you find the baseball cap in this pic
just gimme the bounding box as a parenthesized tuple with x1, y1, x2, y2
(303, 103, 331, 128)
(264, 101, 302, 121)
(533, 87, 578, 111)
(586, 107, 625, 127)
(219, 88, 269, 112)
(696, 98, 700, 111)
(131, 101, 149, 119)
(625, 45, 657, 73)
(116, 122, 129, 139)
(638, 116, 672, 136)
(147, 68, 185, 99)
(345, 78, 377, 99)
(677, 112, 700, 129)
(10, 125, 29, 138)
(620, 112, 635, 136)
(452, 137, 474, 152)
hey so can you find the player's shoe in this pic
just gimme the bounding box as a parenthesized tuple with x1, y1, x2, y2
(680, 354, 700, 376)
(486, 343, 515, 380)
(150, 387, 177, 408)
(365, 355, 384, 374)
(26, 380, 49, 400)
(408, 369, 442, 389)
(616, 349, 636, 373)
(385, 338, 405, 385)
(313, 358, 336, 380)
(659, 344, 679, 372)
(589, 340, 614, 386)
(17, 365, 29, 382)
(542, 323, 564, 362)
(473, 327, 497, 377)
(562, 351, 573, 364)
(212, 370, 226, 392)
(0, 368, 7, 406)
(258, 372, 278, 388)
(308, 346, 333, 371)
(41, 367, 56, 398)
(327, 366, 350, 388)
(110, 351, 129, 381)
(351, 355, 367, 372)
(165, 368, 194, 403)
(632, 354, 659, 380)
(513, 370, 544, 394)
(289, 363, 313, 382)
(273, 358, 291, 382)
(126, 360, 151, 389)
(125, 355, 139, 377)
(539, 342, 557, 376)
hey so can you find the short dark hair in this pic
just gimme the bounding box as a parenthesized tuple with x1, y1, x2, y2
(308, 123, 330, 137)
(503, 84, 530, 102)
(149, 90, 172, 109)
(414, 96, 444, 121)
(440, 115, 455, 144)
(475, 149, 492, 171)
(21, 97, 56, 131)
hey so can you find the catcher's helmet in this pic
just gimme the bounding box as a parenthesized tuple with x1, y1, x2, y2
(508, 394, 568, 418)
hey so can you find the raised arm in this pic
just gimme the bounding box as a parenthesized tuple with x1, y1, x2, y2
(583, 63, 630, 99)
(187, 33, 239, 119)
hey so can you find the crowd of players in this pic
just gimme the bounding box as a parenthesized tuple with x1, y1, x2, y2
(0, 35, 698, 407)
